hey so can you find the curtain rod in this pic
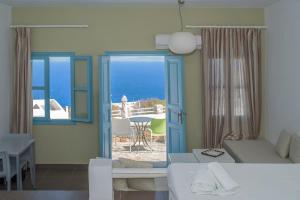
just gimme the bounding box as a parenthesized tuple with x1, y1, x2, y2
(186, 25, 267, 29)
(10, 25, 88, 28)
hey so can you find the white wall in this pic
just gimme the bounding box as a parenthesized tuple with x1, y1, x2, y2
(265, 0, 300, 144)
(0, 3, 11, 136)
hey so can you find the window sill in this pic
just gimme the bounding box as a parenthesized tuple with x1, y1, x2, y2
(33, 119, 76, 125)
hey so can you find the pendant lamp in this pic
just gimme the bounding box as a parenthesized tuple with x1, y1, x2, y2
(168, 0, 196, 54)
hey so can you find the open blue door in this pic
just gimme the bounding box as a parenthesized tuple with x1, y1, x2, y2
(165, 56, 186, 153)
(99, 56, 112, 158)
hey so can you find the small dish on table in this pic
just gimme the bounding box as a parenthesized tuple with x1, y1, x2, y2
(201, 149, 225, 158)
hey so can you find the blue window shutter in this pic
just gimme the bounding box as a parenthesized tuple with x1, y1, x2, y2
(31, 55, 49, 122)
(71, 55, 93, 123)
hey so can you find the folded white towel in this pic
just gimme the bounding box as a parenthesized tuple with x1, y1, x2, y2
(191, 162, 239, 196)
(191, 167, 218, 194)
(208, 162, 239, 193)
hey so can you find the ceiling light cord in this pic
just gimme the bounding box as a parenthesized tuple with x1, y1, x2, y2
(178, 0, 184, 31)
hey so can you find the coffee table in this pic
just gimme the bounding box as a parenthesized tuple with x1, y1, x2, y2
(168, 149, 235, 164)
(192, 149, 235, 163)
(168, 153, 198, 163)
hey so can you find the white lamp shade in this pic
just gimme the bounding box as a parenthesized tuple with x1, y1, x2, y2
(168, 32, 197, 54)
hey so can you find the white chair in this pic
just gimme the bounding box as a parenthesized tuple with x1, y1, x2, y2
(112, 118, 135, 152)
(0, 151, 13, 191)
(9, 134, 36, 189)
(89, 158, 112, 200)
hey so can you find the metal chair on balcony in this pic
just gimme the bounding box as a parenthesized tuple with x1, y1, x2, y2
(112, 118, 135, 152)
(147, 118, 166, 146)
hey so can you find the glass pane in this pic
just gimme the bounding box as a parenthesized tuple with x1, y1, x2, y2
(75, 91, 88, 119)
(75, 60, 88, 87)
(32, 90, 45, 118)
(32, 59, 45, 87)
(49, 57, 71, 120)
(169, 63, 179, 105)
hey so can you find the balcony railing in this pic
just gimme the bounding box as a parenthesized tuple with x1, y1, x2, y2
(112, 106, 165, 117)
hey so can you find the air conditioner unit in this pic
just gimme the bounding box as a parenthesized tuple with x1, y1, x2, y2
(155, 34, 202, 50)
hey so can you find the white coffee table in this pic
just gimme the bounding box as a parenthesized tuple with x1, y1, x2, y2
(192, 149, 235, 163)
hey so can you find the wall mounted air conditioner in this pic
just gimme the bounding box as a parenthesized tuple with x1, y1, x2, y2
(155, 34, 202, 50)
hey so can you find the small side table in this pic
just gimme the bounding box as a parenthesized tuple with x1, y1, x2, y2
(129, 117, 152, 151)
(192, 149, 235, 163)
(168, 153, 198, 163)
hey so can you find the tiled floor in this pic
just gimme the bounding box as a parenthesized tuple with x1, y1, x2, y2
(0, 165, 168, 200)
(0, 191, 169, 200)
(112, 139, 167, 162)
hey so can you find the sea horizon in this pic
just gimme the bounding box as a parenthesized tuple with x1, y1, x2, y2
(110, 58, 165, 103)
(33, 57, 165, 107)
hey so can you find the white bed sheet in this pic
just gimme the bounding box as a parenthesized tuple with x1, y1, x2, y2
(168, 163, 300, 200)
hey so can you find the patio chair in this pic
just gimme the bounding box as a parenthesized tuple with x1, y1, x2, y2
(112, 118, 135, 152)
(147, 118, 166, 145)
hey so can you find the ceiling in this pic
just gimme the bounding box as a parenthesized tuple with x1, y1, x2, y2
(0, 0, 279, 7)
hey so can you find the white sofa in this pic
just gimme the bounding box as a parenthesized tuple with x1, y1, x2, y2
(224, 139, 292, 163)
(224, 131, 300, 163)
(89, 159, 113, 200)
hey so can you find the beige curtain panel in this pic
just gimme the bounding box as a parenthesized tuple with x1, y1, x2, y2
(201, 28, 262, 148)
(10, 27, 32, 134)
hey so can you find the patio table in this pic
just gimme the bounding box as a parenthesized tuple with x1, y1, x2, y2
(129, 116, 152, 151)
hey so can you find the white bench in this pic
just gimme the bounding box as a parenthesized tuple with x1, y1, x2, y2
(112, 168, 167, 178)
(223, 139, 292, 163)
(89, 159, 168, 200)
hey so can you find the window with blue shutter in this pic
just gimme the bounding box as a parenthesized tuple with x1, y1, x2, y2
(31, 52, 93, 125)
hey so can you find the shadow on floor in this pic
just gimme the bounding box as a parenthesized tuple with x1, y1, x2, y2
(0, 165, 169, 200)
(0, 165, 88, 191)
(0, 191, 169, 200)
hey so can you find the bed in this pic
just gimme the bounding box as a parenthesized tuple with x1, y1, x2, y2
(168, 163, 300, 200)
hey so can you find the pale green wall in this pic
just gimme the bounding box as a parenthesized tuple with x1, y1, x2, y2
(12, 6, 264, 164)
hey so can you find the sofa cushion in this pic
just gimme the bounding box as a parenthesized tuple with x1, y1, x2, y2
(275, 130, 292, 158)
(112, 160, 134, 191)
(119, 158, 156, 191)
(127, 178, 156, 191)
(289, 135, 300, 163)
(224, 139, 291, 163)
(119, 158, 153, 168)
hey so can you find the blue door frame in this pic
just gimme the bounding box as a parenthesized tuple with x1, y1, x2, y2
(99, 51, 186, 158)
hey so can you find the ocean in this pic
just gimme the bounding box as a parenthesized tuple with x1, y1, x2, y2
(33, 57, 165, 107)
(110, 59, 165, 103)
(32, 58, 71, 108)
